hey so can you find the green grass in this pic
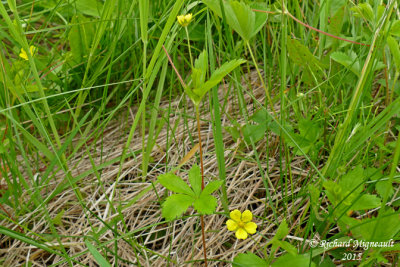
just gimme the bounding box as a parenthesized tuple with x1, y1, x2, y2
(1, 0, 400, 266)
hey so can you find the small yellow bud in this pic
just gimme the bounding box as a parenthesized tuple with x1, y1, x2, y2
(19, 45, 37, 60)
(177, 13, 193, 27)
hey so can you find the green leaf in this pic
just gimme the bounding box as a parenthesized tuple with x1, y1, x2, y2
(376, 180, 394, 198)
(84, 240, 112, 267)
(194, 59, 245, 98)
(339, 165, 364, 196)
(53, 209, 65, 225)
(192, 50, 208, 90)
(233, 252, 267, 267)
(328, 5, 345, 36)
(202, 180, 223, 195)
(272, 253, 315, 267)
(274, 240, 298, 256)
(75, 0, 103, 17)
(68, 14, 95, 64)
(330, 51, 360, 76)
(351, 194, 381, 211)
(158, 173, 194, 196)
(202, 0, 267, 41)
(351, 209, 400, 241)
(193, 193, 218, 215)
(390, 20, 400, 37)
(275, 219, 289, 240)
(242, 124, 266, 144)
(188, 164, 202, 197)
(161, 194, 194, 220)
(351, 3, 374, 22)
(387, 36, 400, 72)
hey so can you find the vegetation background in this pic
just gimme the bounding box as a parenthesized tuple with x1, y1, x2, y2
(0, 0, 400, 266)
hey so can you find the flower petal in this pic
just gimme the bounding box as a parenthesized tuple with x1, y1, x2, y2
(230, 209, 242, 222)
(244, 222, 257, 234)
(241, 210, 253, 222)
(226, 219, 238, 231)
(235, 228, 248, 240)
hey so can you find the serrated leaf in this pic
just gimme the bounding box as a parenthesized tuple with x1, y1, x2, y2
(339, 165, 365, 195)
(192, 50, 208, 89)
(330, 51, 360, 76)
(203, 0, 267, 41)
(161, 194, 194, 220)
(158, 173, 194, 196)
(387, 36, 400, 72)
(351, 209, 400, 241)
(390, 20, 400, 37)
(351, 3, 374, 22)
(242, 124, 266, 144)
(351, 194, 381, 210)
(233, 252, 267, 267)
(188, 164, 202, 197)
(275, 219, 289, 240)
(193, 193, 218, 214)
(202, 180, 223, 195)
(194, 59, 245, 98)
(376, 180, 393, 198)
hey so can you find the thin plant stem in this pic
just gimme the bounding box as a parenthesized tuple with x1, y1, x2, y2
(196, 105, 208, 266)
(185, 27, 194, 69)
(246, 42, 277, 118)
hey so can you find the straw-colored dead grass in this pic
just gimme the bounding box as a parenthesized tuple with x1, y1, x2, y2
(0, 71, 314, 266)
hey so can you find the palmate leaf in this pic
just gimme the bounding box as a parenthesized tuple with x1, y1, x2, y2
(188, 164, 202, 197)
(193, 58, 245, 99)
(162, 194, 194, 220)
(193, 193, 218, 215)
(203, 0, 267, 42)
(158, 173, 194, 196)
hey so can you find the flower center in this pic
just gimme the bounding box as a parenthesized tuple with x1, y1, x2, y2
(238, 221, 245, 228)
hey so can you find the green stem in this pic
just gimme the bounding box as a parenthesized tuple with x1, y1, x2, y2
(246, 42, 277, 118)
(185, 27, 194, 69)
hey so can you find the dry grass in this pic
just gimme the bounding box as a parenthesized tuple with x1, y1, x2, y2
(0, 70, 314, 266)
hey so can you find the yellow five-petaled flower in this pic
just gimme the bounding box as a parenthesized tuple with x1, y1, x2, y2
(19, 45, 37, 61)
(226, 209, 257, 240)
(177, 13, 193, 27)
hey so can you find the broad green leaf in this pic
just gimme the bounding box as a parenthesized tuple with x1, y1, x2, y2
(194, 59, 245, 98)
(202, 180, 223, 195)
(203, 0, 267, 41)
(243, 124, 266, 144)
(274, 219, 289, 240)
(192, 50, 208, 89)
(387, 36, 400, 72)
(390, 20, 400, 37)
(68, 14, 95, 64)
(351, 3, 374, 22)
(193, 193, 218, 214)
(376, 180, 393, 198)
(188, 164, 202, 197)
(274, 240, 298, 256)
(84, 240, 112, 267)
(272, 253, 316, 267)
(76, 0, 103, 17)
(233, 253, 267, 267)
(330, 51, 360, 76)
(339, 165, 364, 196)
(351, 209, 400, 241)
(328, 5, 345, 35)
(162, 194, 194, 220)
(350, 194, 381, 211)
(287, 37, 325, 84)
(158, 173, 194, 196)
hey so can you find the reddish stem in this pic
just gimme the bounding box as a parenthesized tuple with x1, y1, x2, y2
(253, 9, 370, 47)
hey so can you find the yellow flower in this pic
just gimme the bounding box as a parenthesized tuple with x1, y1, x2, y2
(177, 13, 193, 27)
(19, 45, 37, 60)
(226, 209, 257, 240)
